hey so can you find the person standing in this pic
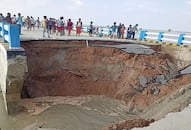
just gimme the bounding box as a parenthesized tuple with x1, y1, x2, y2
(42, 16, 50, 38)
(30, 16, 35, 30)
(95, 26, 99, 36)
(48, 18, 54, 34)
(4, 12, 12, 24)
(11, 14, 17, 24)
(26, 16, 31, 30)
(120, 24, 126, 39)
(56, 16, 64, 36)
(67, 19, 73, 36)
(117, 23, 122, 38)
(22, 16, 26, 27)
(89, 21, 93, 36)
(76, 18, 82, 36)
(0, 13, 4, 21)
(16, 13, 23, 35)
(36, 17, 40, 29)
(132, 24, 138, 39)
(126, 24, 133, 39)
(110, 22, 117, 38)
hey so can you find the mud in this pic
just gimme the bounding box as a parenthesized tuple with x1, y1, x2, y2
(0, 95, 144, 130)
(4, 40, 191, 130)
(21, 40, 180, 109)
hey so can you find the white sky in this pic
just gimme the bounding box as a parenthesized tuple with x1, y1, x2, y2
(0, 0, 191, 32)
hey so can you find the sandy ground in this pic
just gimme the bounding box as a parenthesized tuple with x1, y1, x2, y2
(0, 95, 138, 130)
(133, 104, 191, 130)
(1, 94, 191, 130)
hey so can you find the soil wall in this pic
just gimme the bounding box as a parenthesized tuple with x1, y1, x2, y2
(21, 40, 188, 114)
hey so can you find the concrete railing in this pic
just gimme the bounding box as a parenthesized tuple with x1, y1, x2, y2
(139, 30, 191, 46)
(1, 22, 191, 47)
(79, 26, 191, 46)
(0, 22, 20, 48)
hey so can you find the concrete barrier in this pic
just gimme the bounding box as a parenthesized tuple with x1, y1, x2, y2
(6, 49, 27, 114)
(79, 25, 191, 46)
(0, 21, 20, 49)
(139, 30, 191, 46)
(0, 44, 8, 112)
(0, 44, 27, 114)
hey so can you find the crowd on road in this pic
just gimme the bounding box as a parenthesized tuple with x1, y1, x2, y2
(0, 12, 139, 39)
(109, 22, 138, 39)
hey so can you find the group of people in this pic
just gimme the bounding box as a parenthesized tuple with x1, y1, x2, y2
(0, 12, 139, 39)
(0, 12, 23, 34)
(110, 22, 139, 39)
(0, 12, 43, 34)
(42, 16, 95, 38)
(42, 16, 84, 38)
(0, 12, 84, 37)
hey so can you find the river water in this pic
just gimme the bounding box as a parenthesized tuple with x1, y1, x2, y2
(0, 94, 136, 130)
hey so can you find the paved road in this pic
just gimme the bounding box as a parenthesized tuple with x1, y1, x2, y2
(133, 104, 191, 130)
(20, 28, 158, 55)
(20, 27, 148, 44)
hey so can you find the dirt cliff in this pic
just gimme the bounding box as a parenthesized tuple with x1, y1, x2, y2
(20, 40, 191, 117)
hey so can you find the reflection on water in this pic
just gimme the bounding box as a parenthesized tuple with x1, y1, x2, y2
(0, 95, 134, 130)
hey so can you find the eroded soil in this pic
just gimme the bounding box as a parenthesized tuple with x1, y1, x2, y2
(16, 40, 191, 130)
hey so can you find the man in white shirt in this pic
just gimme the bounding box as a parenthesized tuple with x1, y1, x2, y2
(132, 24, 138, 39)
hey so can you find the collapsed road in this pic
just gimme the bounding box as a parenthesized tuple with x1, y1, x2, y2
(1, 39, 191, 130)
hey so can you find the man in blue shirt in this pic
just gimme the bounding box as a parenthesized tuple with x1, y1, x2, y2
(16, 13, 23, 35)
(110, 22, 117, 38)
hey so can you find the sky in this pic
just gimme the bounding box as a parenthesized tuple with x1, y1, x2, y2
(0, 0, 191, 32)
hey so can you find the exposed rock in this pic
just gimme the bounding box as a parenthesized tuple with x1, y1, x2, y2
(150, 86, 160, 95)
(135, 85, 144, 92)
(138, 76, 148, 88)
(155, 75, 167, 85)
(166, 59, 179, 79)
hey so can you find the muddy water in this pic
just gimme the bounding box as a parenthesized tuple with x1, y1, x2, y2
(0, 94, 136, 130)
